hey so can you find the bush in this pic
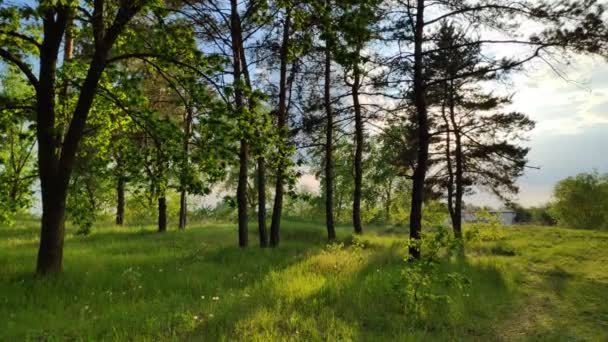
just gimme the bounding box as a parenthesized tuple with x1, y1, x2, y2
(395, 227, 470, 326)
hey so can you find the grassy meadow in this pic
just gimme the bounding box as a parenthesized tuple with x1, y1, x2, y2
(1, 219, 607, 341)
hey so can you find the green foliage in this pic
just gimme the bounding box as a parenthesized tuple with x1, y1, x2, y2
(550, 172, 608, 229)
(464, 208, 505, 242)
(0, 68, 36, 224)
(396, 227, 469, 325)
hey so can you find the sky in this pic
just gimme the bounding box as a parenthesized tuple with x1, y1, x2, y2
(459, 54, 608, 207)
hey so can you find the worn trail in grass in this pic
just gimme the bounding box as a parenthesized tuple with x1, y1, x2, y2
(0, 220, 607, 341)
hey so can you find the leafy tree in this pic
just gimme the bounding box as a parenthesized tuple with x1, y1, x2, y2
(0, 0, 224, 274)
(0, 69, 36, 224)
(551, 173, 608, 229)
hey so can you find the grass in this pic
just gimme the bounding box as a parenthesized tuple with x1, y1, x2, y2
(1, 219, 607, 341)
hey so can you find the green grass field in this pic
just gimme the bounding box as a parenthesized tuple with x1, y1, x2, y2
(1, 220, 607, 341)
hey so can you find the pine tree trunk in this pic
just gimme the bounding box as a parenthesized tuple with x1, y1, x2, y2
(158, 196, 167, 232)
(409, 0, 428, 260)
(270, 8, 292, 247)
(352, 62, 364, 235)
(231, 0, 248, 247)
(257, 157, 268, 247)
(441, 99, 457, 230)
(116, 176, 125, 226)
(237, 140, 249, 247)
(448, 84, 463, 239)
(324, 23, 336, 242)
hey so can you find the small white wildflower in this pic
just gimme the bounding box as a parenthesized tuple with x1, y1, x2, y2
(193, 315, 199, 320)
(212, 296, 219, 301)
(209, 313, 214, 318)
(201, 295, 205, 299)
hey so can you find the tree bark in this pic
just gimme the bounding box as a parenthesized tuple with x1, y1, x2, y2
(352, 61, 364, 235)
(270, 8, 291, 247)
(409, 0, 428, 260)
(158, 196, 167, 232)
(36, 186, 67, 274)
(116, 176, 125, 226)
(324, 22, 336, 242)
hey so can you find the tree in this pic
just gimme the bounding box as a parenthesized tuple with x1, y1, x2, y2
(269, 4, 293, 247)
(333, 0, 380, 235)
(0, 1, 151, 274)
(426, 22, 535, 238)
(551, 173, 608, 229)
(382, 0, 608, 258)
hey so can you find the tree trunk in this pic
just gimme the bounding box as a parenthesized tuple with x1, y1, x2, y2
(158, 196, 167, 232)
(409, 0, 428, 260)
(237, 140, 249, 247)
(324, 23, 336, 242)
(179, 107, 193, 230)
(231, 0, 248, 247)
(386, 178, 393, 223)
(441, 98, 457, 230)
(352, 62, 364, 235)
(36, 186, 67, 275)
(116, 176, 125, 226)
(257, 157, 268, 247)
(236, 16, 267, 248)
(35, 11, 69, 275)
(270, 8, 292, 247)
(179, 189, 187, 230)
(448, 82, 463, 239)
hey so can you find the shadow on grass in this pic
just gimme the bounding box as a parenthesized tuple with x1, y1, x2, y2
(179, 238, 520, 341)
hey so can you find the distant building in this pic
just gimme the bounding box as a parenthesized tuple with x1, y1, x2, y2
(463, 210, 517, 225)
